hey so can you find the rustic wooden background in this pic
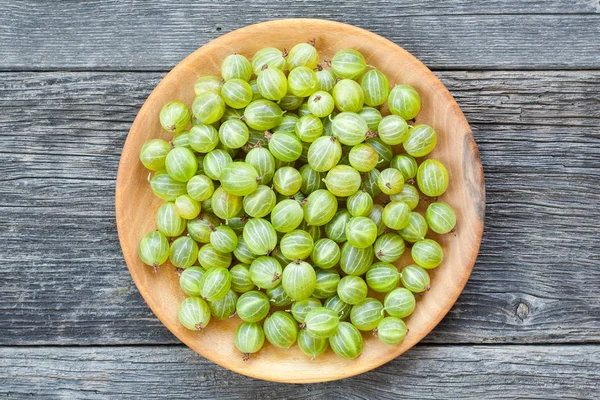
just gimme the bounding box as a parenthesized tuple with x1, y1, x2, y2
(1, 1, 599, 398)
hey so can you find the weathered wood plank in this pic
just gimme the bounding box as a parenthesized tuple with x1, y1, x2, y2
(0, 1, 599, 71)
(0, 71, 598, 345)
(0, 345, 598, 398)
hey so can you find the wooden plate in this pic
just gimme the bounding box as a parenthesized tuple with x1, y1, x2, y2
(115, 19, 485, 383)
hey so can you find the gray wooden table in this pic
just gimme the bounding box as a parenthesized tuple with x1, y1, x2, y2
(1, 1, 599, 398)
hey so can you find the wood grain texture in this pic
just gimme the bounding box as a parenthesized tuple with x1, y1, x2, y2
(1, 345, 598, 399)
(1, 1, 599, 71)
(114, 19, 483, 382)
(1, 70, 598, 346)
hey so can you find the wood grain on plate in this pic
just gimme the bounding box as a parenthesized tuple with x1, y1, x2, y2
(115, 19, 484, 382)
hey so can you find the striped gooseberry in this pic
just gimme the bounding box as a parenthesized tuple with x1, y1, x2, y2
(218, 119, 249, 149)
(174, 194, 200, 219)
(230, 263, 255, 293)
(251, 47, 287, 75)
(411, 239, 444, 269)
(234, 321, 265, 358)
(366, 262, 400, 293)
(350, 297, 384, 331)
(274, 113, 300, 132)
(194, 75, 222, 96)
(390, 184, 420, 210)
(189, 123, 219, 153)
(324, 165, 362, 197)
(375, 317, 408, 345)
(264, 311, 298, 348)
(329, 322, 363, 359)
(243, 185, 276, 218)
(233, 237, 258, 264)
(382, 201, 411, 230)
(332, 79, 365, 113)
(138, 230, 169, 270)
(362, 168, 381, 197)
(348, 143, 378, 172)
(256, 66, 288, 101)
(332, 112, 368, 145)
(291, 298, 322, 323)
(270, 199, 304, 233)
(179, 266, 206, 297)
(249, 80, 263, 101)
(311, 238, 341, 269)
(282, 260, 317, 301)
(286, 42, 319, 70)
(211, 186, 243, 220)
(337, 275, 368, 305)
(324, 295, 351, 321)
(331, 49, 366, 79)
(360, 69, 389, 107)
(316, 67, 335, 92)
(186, 213, 221, 243)
(160, 101, 191, 133)
(325, 209, 351, 242)
(165, 147, 197, 183)
(192, 92, 226, 124)
(267, 284, 293, 307)
(209, 289, 238, 320)
(209, 224, 238, 253)
(242, 218, 277, 256)
(221, 78, 252, 109)
(312, 268, 341, 299)
(377, 115, 408, 145)
(278, 91, 305, 111)
(345, 216, 378, 248)
(303, 307, 340, 339)
(140, 139, 170, 171)
(346, 190, 373, 217)
(307, 135, 342, 172)
(366, 138, 393, 168)
(299, 164, 324, 195)
(298, 329, 329, 359)
(399, 212, 429, 243)
(280, 230, 314, 260)
(303, 189, 338, 226)
(417, 159, 449, 197)
(202, 149, 232, 180)
(308, 91, 335, 118)
(273, 166, 302, 196)
(401, 264, 431, 293)
(267, 131, 303, 162)
(243, 100, 283, 131)
(156, 202, 185, 237)
(197, 243, 232, 270)
(221, 54, 252, 82)
(199, 266, 231, 302)
(377, 167, 405, 195)
(186, 175, 214, 202)
(390, 154, 418, 180)
(169, 236, 199, 269)
(249, 256, 283, 289)
(178, 297, 211, 331)
(425, 202, 457, 234)
(339, 242, 374, 276)
(388, 84, 421, 120)
(220, 161, 259, 196)
(358, 107, 382, 132)
(236, 290, 270, 322)
(404, 124, 437, 157)
(244, 145, 275, 185)
(295, 114, 323, 143)
(384, 287, 416, 318)
(374, 233, 405, 263)
(288, 66, 319, 97)
(172, 131, 190, 149)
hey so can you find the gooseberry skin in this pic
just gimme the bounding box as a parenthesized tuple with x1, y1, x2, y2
(360, 69, 390, 107)
(331, 49, 367, 79)
(331, 112, 368, 146)
(376, 317, 408, 345)
(399, 212, 429, 243)
(377, 115, 409, 145)
(288, 66, 319, 97)
(303, 189, 338, 226)
(220, 162, 259, 197)
(165, 147, 198, 183)
(404, 124, 438, 157)
(273, 166, 302, 196)
(411, 239, 444, 269)
(282, 261, 317, 301)
(401, 264, 431, 293)
(366, 262, 400, 293)
(230, 263, 255, 293)
(324, 295, 352, 321)
(209, 225, 238, 253)
(417, 159, 449, 197)
(298, 329, 329, 359)
(245, 146, 275, 185)
(234, 321, 265, 356)
(350, 297, 384, 331)
(286, 42, 319, 70)
(243, 100, 283, 131)
(189, 123, 219, 153)
(267, 284, 293, 307)
(348, 143, 378, 172)
(156, 202, 185, 237)
(140, 139, 171, 171)
(345, 216, 378, 248)
(160, 101, 191, 133)
(186, 175, 214, 202)
(264, 311, 299, 348)
(274, 114, 300, 132)
(307, 136, 342, 172)
(324, 165, 362, 198)
(179, 266, 206, 297)
(250, 256, 283, 289)
(425, 202, 457, 234)
(192, 92, 226, 125)
(169, 236, 199, 269)
(337, 275, 368, 305)
(251, 47, 286, 74)
(243, 218, 278, 256)
(304, 307, 340, 339)
(368, 204, 386, 236)
(233, 237, 258, 265)
(218, 119, 249, 149)
(221, 78, 253, 109)
(209, 289, 238, 320)
(366, 138, 393, 169)
(256, 67, 288, 101)
(249, 80, 263, 101)
(308, 91, 335, 118)
(312, 268, 341, 299)
(197, 244, 232, 270)
(270, 199, 304, 233)
(377, 168, 405, 195)
(295, 114, 324, 143)
(340, 242, 374, 276)
(388, 84, 421, 120)
(382, 201, 411, 231)
(236, 290, 270, 322)
(211, 186, 243, 220)
(138, 230, 169, 269)
(278, 92, 305, 111)
(299, 164, 324, 195)
(186, 213, 221, 244)
(268, 131, 303, 163)
(329, 322, 363, 359)
(357, 107, 382, 132)
(199, 266, 231, 302)
(390, 154, 418, 180)
(374, 233, 405, 263)
(312, 239, 341, 270)
(241, 187, 274, 219)
(291, 298, 322, 323)
(194, 75, 222, 96)
(203, 149, 233, 180)
(178, 297, 211, 331)
(390, 184, 420, 210)
(362, 169, 381, 198)
(332, 79, 365, 113)
(172, 131, 191, 149)
(346, 191, 373, 217)
(280, 230, 314, 260)
(384, 287, 416, 318)
(325, 209, 352, 243)
(221, 54, 252, 82)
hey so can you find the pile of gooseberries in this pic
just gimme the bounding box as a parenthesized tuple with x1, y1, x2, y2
(138, 41, 456, 360)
